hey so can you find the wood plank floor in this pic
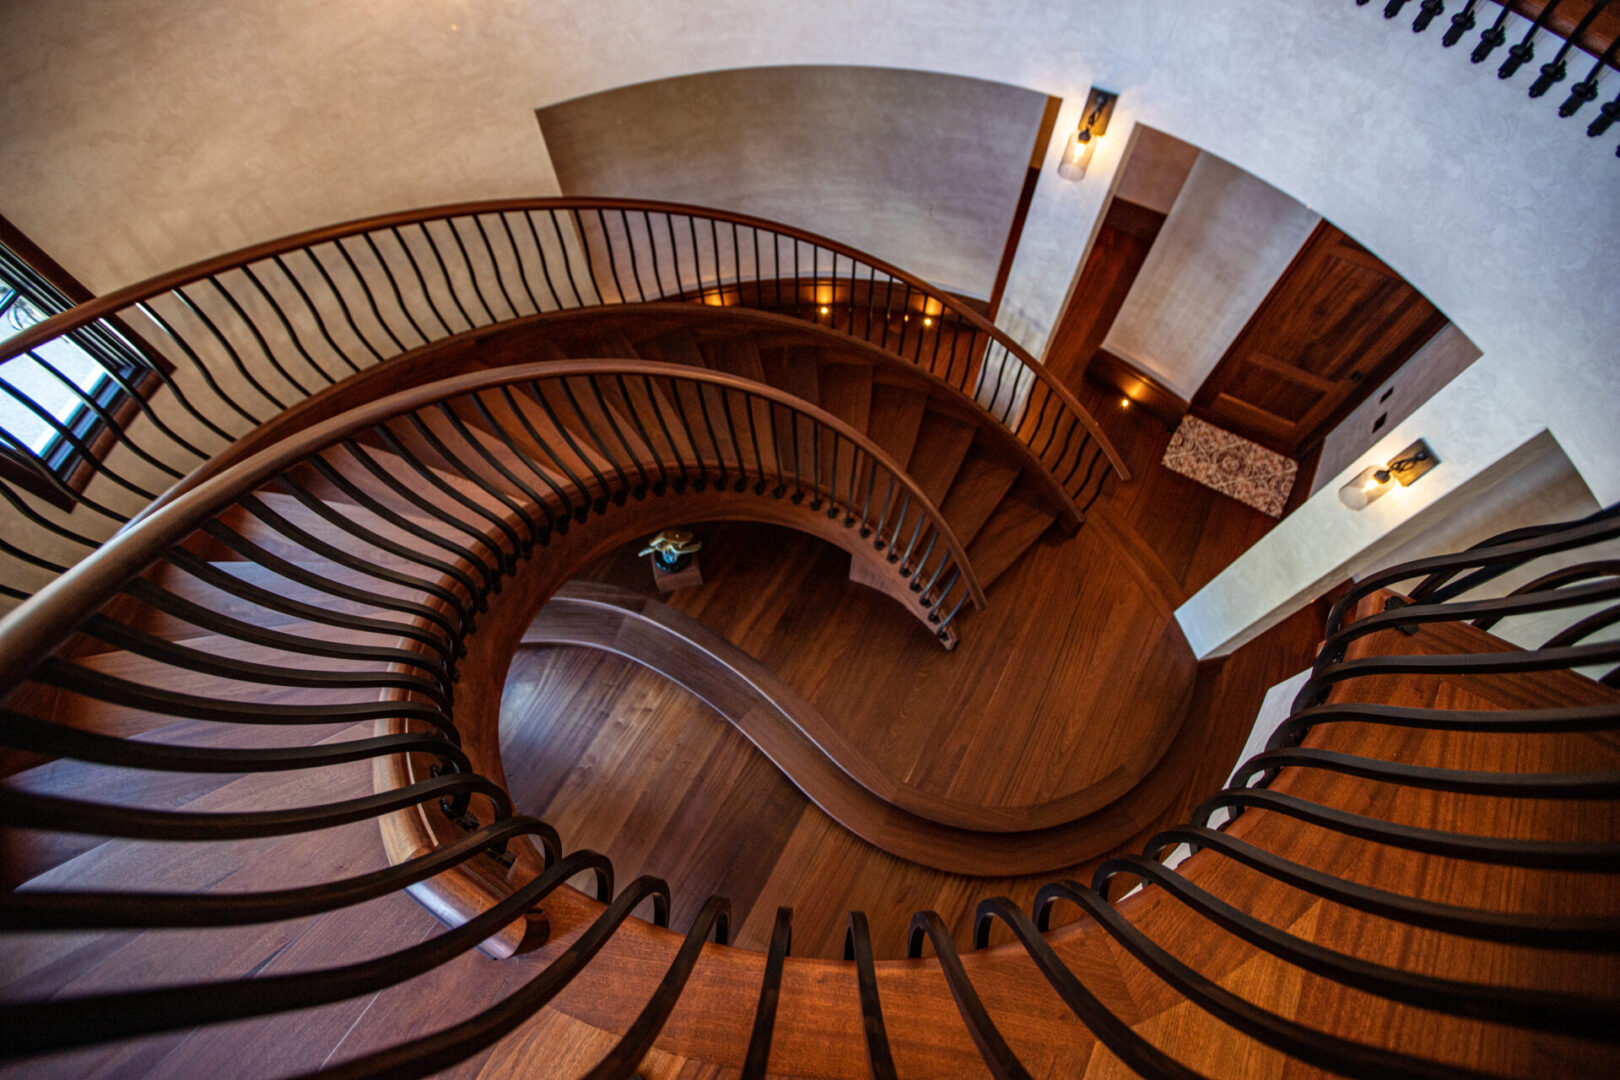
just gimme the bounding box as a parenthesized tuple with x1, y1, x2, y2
(499, 397, 1321, 959)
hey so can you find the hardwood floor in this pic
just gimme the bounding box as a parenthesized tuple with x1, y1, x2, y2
(498, 397, 1322, 960)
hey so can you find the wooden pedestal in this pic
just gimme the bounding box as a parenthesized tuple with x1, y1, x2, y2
(651, 556, 703, 592)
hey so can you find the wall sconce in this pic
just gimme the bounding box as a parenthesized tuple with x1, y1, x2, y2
(1338, 439, 1439, 510)
(1058, 87, 1117, 181)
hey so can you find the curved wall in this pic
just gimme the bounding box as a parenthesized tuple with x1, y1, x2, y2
(1, 0, 1615, 644)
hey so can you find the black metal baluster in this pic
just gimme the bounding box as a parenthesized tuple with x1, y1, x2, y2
(431, 218, 492, 326)
(553, 209, 596, 307)
(464, 388, 570, 533)
(634, 373, 680, 493)
(557, 376, 632, 503)
(431, 400, 553, 544)
(1412, 0, 1446, 32)
(169, 284, 290, 412)
(517, 211, 564, 312)
(285, 249, 385, 367)
(1558, 26, 1620, 115)
(685, 214, 709, 303)
(528, 377, 617, 511)
(906, 911, 1033, 1080)
(495, 383, 586, 524)
(351, 232, 430, 346)
(301, 453, 495, 595)
(784, 403, 802, 501)
(1498, 0, 1570, 79)
(896, 501, 927, 571)
(577, 896, 731, 1080)
(583, 374, 649, 497)
(613, 372, 667, 494)
(688, 377, 727, 490)
(385, 227, 457, 338)
(252, 257, 361, 377)
(0, 379, 155, 502)
(469, 215, 520, 319)
(394, 412, 533, 557)
(21, 348, 184, 480)
(272, 470, 485, 606)
(337, 438, 508, 574)
(367, 421, 523, 570)
(1470, 3, 1515, 62)
(1443, 0, 1482, 45)
(161, 546, 460, 666)
(618, 209, 651, 302)
(739, 906, 793, 1080)
(221, 495, 475, 634)
(593, 209, 629, 305)
(843, 911, 898, 1080)
(660, 212, 686, 301)
(202, 274, 318, 396)
(735, 390, 767, 493)
(235, 261, 342, 384)
(495, 212, 542, 315)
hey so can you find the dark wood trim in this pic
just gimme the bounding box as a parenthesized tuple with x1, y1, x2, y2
(1282, 441, 1321, 517)
(987, 95, 1062, 320)
(1042, 198, 1167, 392)
(1085, 348, 1188, 431)
(0, 213, 95, 303)
(0, 216, 177, 505)
(0, 449, 74, 510)
(1190, 221, 1448, 459)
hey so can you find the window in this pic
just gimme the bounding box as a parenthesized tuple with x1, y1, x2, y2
(0, 216, 156, 507)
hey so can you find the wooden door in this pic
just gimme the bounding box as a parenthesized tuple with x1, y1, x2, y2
(1190, 221, 1447, 458)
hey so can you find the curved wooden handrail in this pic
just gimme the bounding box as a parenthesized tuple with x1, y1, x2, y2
(2, 383, 1617, 1076)
(515, 581, 1182, 872)
(135, 304, 1085, 532)
(0, 197, 1125, 526)
(0, 359, 983, 691)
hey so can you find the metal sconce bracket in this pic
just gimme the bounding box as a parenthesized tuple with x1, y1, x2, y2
(1081, 87, 1117, 138)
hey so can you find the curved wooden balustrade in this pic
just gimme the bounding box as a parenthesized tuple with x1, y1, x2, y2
(0, 197, 1128, 608)
(518, 581, 1182, 873)
(1, 323, 1616, 1078)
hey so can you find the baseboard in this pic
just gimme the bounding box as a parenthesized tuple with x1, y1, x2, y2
(1085, 349, 1189, 430)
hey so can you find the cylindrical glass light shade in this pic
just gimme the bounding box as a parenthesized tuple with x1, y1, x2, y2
(1338, 464, 1395, 510)
(1058, 129, 1095, 180)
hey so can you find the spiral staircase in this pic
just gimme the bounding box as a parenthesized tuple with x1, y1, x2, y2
(0, 199, 1616, 1079)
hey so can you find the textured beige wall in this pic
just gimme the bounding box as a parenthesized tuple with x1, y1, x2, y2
(1, 0, 1615, 649)
(537, 66, 1046, 299)
(1100, 152, 1321, 401)
(1111, 127, 1199, 216)
(1312, 323, 1482, 495)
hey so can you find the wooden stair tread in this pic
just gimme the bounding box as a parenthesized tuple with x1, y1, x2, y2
(641, 327, 708, 369)
(903, 409, 977, 508)
(813, 360, 874, 435)
(757, 344, 821, 405)
(864, 383, 928, 466)
(965, 476, 1057, 589)
(703, 336, 767, 383)
(937, 444, 1023, 549)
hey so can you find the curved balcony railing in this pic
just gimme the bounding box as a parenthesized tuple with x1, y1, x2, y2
(1356, 0, 1620, 155)
(0, 198, 1128, 606)
(0, 339, 1614, 1076)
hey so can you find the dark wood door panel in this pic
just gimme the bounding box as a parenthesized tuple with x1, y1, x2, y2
(1191, 221, 1448, 457)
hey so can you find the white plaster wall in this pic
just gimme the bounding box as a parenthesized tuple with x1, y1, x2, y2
(536, 66, 1046, 300)
(1099, 153, 1321, 401)
(1, 0, 1616, 646)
